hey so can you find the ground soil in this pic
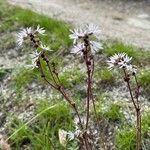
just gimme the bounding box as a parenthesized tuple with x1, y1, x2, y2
(8, 0, 150, 49)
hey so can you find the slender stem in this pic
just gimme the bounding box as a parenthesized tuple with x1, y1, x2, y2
(136, 108, 141, 150)
(59, 87, 83, 128)
(38, 58, 91, 149)
(123, 69, 137, 109)
(85, 50, 91, 130)
(134, 74, 142, 150)
(38, 60, 58, 89)
(123, 69, 142, 150)
(43, 54, 59, 87)
(90, 57, 98, 121)
(60, 87, 91, 150)
(83, 36, 98, 149)
(29, 37, 90, 149)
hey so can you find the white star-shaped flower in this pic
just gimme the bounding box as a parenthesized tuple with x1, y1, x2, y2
(17, 26, 45, 46)
(69, 28, 85, 44)
(17, 28, 32, 46)
(90, 41, 103, 53)
(107, 53, 132, 69)
(126, 64, 137, 74)
(86, 23, 101, 35)
(35, 25, 45, 35)
(71, 43, 85, 54)
(27, 50, 41, 69)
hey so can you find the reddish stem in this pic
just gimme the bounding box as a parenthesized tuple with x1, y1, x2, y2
(123, 69, 142, 150)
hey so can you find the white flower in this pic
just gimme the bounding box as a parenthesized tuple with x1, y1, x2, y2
(67, 131, 75, 141)
(17, 27, 32, 46)
(126, 64, 137, 74)
(69, 28, 85, 44)
(30, 50, 41, 60)
(17, 26, 45, 46)
(40, 44, 51, 51)
(69, 24, 100, 44)
(26, 27, 32, 34)
(90, 41, 103, 53)
(86, 23, 101, 35)
(17, 34, 25, 46)
(35, 25, 45, 35)
(27, 50, 41, 69)
(107, 53, 132, 69)
(69, 24, 102, 56)
(71, 43, 85, 54)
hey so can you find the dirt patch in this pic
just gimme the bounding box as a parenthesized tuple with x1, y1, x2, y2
(8, 0, 150, 49)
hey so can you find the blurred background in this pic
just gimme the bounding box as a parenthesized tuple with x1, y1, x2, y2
(8, 0, 150, 48)
(0, 0, 150, 149)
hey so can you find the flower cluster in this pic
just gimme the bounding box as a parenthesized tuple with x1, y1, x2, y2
(107, 53, 137, 74)
(27, 50, 41, 69)
(17, 26, 53, 69)
(69, 24, 102, 55)
(17, 25, 45, 46)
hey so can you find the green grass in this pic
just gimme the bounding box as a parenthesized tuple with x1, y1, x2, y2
(94, 67, 115, 84)
(103, 41, 150, 66)
(142, 110, 150, 135)
(0, 34, 16, 50)
(139, 70, 150, 95)
(11, 66, 39, 97)
(115, 127, 136, 150)
(115, 110, 150, 150)
(104, 103, 124, 122)
(8, 101, 74, 150)
(0, 68, 11, 81)
(0, 0, 71, 50)
(1, 0, 150, 149)
(95, 94, 124, 122)
(59, 66, 85, 89)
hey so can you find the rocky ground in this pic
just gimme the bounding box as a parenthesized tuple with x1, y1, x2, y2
(8, 0, 150, 49)
(0, 1, 150, 149)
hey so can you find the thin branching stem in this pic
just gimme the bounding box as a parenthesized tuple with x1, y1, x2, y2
(38, 59, 58, 89)
(43, 53, 59, 87)
(39, 58, 91, 150)
(123, 69, 142, 150)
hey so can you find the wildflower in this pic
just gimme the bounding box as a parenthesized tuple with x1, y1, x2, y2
(69, 24, 101, 44)
(90, 41, 103, 53)
(17, 27, 32, 46)
(70, 23, 102, 56)
(86, 23, 101, 36)
(126, 64, 137, 74)
(71, 43, 85, 54)
(27, 50, 41, 69)
(17, 26, 45, 46)
(69, 28, 85, 44)
(35, 25, 45, 35)
(107, 53, 132, 69)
